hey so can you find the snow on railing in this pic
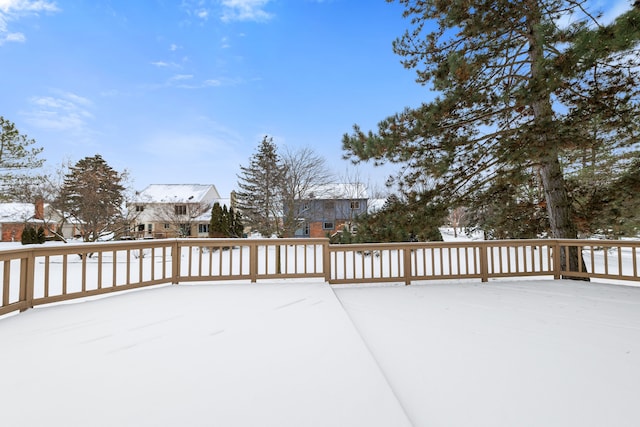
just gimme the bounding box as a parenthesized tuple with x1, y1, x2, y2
(1, 238, 639, 318)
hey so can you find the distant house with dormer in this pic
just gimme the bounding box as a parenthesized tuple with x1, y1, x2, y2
(127, 184, 221, 238)
(291, 183, 368, 238)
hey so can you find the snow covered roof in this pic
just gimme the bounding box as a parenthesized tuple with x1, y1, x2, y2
(303, 183, 368, 200)
(133, 184, 220, 204)
(0, 203, 35, 223)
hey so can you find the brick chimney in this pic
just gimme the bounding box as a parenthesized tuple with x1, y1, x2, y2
(34, 197, 44, 220)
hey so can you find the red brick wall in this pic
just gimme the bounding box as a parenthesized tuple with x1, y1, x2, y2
(1, 224, 24, 242)
(308, 221, 347, 238)
(1, 223, 57, 242)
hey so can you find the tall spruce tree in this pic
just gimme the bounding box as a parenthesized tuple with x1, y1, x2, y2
(0, 117, 44, 200)
(343, 1, 640, 273)
(209, 202, 226, 237)
(210, 202, 244, 238)
(236, 136, 285, 237)
(229, 206, 244, 238)
(57, 155, 125, 242)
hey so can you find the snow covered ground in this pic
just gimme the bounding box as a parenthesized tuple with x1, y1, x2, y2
(0, 281, 410, 427)
(336, 280, 640, 426)
(2, 278, 640, 426)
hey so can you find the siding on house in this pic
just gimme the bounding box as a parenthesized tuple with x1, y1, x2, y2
(291, 183, 368, 238)
(127, 184, 222, 238)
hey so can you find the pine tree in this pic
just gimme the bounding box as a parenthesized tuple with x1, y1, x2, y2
(209, 202, 225, 237)
(353, 194, 444, 243)
(57, 155, 125, 242)
(36, 226, 46, 244)
(236, 136, 285, 237)
(229, 206, 244, 238)
(343, 1, 640, 273)
(0, 117, 44, 200)
(21, 225, 34, 245)
(221, 205, 231, 237)
(466, 169, 550, 239)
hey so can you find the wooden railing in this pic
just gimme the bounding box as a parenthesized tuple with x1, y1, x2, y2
(1, 238, 639, 318)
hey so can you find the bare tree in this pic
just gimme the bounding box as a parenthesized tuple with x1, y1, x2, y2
(154, 200, 211, 237)
(448, 206, 467, 238)
(280, 146, 334, 237)
(334, 167, 370, 231)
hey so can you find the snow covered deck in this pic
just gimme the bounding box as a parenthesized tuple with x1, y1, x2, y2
(2, 279, 640, 426)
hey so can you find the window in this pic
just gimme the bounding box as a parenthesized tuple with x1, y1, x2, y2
(198, 224, 209, 234)
(302, 202, 310, 211)
(164, 223, 171, 229)
(175, 205, 187, 215)
(135, 205, 144, 212)
(350, 201, 360, 210)
(323, 222, 335, 230)
(324, 201, 335, 210)
(147, 224, 153, 232)
(137, 224, 144, 232)
(294, 223, 310, 237)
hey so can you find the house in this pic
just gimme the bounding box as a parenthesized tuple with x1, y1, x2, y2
(0, 200, 76, 242)
(292, 183, 368, 238)
(127, 184, 221, 238)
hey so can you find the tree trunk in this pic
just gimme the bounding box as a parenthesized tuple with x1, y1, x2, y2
(526, 3, 587, 281)
(538, 153, 588, 280)
(538, 153, 575, 239)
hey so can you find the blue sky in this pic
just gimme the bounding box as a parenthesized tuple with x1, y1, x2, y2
(0, 0, 633, 198)
(1, 0, 432, 197)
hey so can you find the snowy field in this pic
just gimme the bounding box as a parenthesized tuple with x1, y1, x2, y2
(2, 278, 640, 426)
(2, 231, 640, 426)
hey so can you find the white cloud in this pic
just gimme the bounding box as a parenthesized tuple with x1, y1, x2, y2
(180, 0, 212, 23)
(196, 8, 209, 20)
(23, 90, 94, 132)
(180, 0, 272, 24)
(0, 0, 58, 45)
(203, 79, 222, 87)
(0, 0, 58, 14)
(220, 0, 273, 23)
(2, 31, 23, 42)
(170, 74, 194, 81)
(151, 60, 181, 68)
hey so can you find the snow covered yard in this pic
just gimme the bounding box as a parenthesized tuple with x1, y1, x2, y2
(336, 279, 640, 426)
(2, 277, 640, 426)
(0, 281, 409, 427)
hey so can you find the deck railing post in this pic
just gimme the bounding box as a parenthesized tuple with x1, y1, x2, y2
(171, 240, 180, 284)
(323, 240, 331, 283)
(403, 246, 412, 285)
(250, 242, 258, 283)
(19, 251, 35, 312)
(552, 240, 561, 280)
(479, 244, 489, 283)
